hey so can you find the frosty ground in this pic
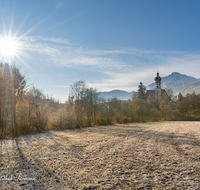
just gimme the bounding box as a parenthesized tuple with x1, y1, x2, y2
(0, 122, 200, 189)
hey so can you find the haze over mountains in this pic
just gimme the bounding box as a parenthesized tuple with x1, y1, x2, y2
(100, 90, 136, 100)
(100, 72, 200, 100)
(146, 72, 200, 94)
(178, 81, 200, 95)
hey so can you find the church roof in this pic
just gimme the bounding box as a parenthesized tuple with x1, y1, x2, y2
(146, 90, 155, 98)
(146, 89, 171, 102)
(154, 72, 161, 82)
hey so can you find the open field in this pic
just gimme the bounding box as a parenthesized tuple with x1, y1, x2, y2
(0, 122, 200, 189)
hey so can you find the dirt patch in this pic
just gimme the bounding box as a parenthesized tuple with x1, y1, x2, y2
(0, 122, 200, 189)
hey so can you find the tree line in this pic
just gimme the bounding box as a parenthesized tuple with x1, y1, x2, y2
(0, 63, 200, 139)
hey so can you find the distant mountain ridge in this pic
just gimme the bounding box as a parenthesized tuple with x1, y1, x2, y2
(146, 72, 200, 93)
(100, 90, 136, 100)
(100, 72, 200, 100)
(177, 81, 200, 96)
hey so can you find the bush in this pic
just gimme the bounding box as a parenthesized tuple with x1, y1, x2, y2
(162, 105, 184, 121)
(150, 108, 161, 121)
(122, 116, 131, 124)
(49, 107, 76, 130)
(96, 117, 108, 126)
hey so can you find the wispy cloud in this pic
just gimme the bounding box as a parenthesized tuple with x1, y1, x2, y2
(19, 36, 200, 92)
(20, 36, 132, 72)
(22, 36, 70, 45)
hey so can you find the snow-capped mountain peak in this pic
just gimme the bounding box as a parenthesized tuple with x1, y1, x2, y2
(146, 72, 200, 94)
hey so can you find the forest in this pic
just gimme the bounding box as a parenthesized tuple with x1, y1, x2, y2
(1, 62, 200, 139)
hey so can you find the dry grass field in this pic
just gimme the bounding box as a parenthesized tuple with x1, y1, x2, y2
(0, 122, 200, 189)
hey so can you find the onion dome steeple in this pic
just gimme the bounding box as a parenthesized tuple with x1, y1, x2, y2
(178, 93, 183, 102)
(155, 72, 161, 89)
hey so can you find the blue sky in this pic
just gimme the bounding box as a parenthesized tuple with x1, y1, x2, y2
(1, 0, 200, 102)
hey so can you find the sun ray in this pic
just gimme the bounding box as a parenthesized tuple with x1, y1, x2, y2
(19, 9, 57, 40)
(0, 4, 59, 71)
(8, 10, 15, 38)
(14, 54, 34, 72)
(0, 5, 7, 38)
(14, 15, 29, 37)
(0, 37, 21, 63)
(8, 56, 11, 65)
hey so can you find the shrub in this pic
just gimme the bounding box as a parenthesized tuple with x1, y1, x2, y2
(96, 117, 107, 126)
(122, 116, 130, 124)
(150, 108, 161, 121)
(49, 107, 76, 130)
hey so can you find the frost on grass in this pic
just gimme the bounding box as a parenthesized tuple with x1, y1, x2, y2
(0, 122, 200, 189)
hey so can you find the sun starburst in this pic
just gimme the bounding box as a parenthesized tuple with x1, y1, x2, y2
(0, 37, 20, 58)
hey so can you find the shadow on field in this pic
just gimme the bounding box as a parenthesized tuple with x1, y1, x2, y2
(0, 123, 199, 189)
(0, 133, 63, 189)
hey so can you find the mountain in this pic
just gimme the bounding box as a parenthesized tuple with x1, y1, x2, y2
(100, 72, 200, 100)
(146, 72, 200, 95)
(100, 90, 136, 100)
(177, 81, 200, 96)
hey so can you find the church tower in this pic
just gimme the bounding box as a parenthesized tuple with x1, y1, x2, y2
(154, 72, 161, 89)
(146, 72, 171, 108)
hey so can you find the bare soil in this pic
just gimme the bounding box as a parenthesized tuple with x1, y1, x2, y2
(0, 121, 200, 189)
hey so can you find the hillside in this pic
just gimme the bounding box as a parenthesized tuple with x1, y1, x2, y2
(177, 81, 200, 96)
(146, 72, 200, 94)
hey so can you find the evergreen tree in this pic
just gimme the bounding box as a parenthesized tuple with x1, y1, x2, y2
(137, 82, 146, 99)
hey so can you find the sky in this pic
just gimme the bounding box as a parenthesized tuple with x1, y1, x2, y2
(1, 0, 200, 102)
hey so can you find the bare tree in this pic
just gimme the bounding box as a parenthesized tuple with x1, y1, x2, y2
(69, 80, 100, 128)
(26, 86, 48, 132)
(0, 63, 26, 138)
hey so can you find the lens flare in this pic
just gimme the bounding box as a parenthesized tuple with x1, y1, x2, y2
(0, 37, 20, 57)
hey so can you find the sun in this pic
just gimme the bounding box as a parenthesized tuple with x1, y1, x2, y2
(0, 37, 20, 59)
